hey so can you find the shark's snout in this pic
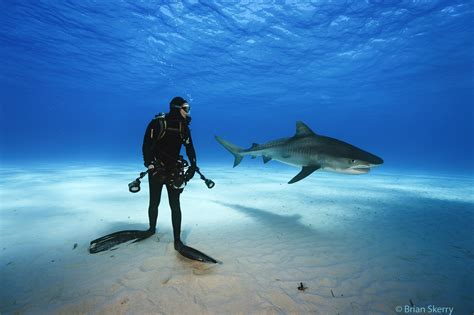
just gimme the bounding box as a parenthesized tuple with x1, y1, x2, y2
(349, 154, 383, 173)
(364, 154, 383, 166)
(371, 156, 384, 165)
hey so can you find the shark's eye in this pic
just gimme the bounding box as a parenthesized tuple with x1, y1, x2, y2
(350, 159, 356, 164)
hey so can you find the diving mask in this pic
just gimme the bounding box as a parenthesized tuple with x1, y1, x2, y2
(172, 103, 190, 114)
(181, 103, 191, 113)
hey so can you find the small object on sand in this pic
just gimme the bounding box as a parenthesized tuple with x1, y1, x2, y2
(73, 243, 78, 250)
(410, 299, 414, 307)
(298, 282, 307, 291)
(331, 289, 335, 297)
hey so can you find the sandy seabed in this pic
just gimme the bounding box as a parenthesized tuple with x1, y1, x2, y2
(0, 164, 473, 314)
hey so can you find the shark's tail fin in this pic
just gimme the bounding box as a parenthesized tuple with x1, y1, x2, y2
(215, 136, 244, 167)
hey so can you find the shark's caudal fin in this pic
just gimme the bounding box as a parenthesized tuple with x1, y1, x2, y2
(215, 136, 245, 167)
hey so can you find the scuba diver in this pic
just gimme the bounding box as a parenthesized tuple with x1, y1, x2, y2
(141, 96, 196, 251)
(89, 96, 217, 263)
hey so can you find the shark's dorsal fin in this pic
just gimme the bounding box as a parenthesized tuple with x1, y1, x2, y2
(295, 121, 316, 137)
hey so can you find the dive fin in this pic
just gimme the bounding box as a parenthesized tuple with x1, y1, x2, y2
(89, 229, 154, 254)
(175, 242, 218, 264)
(288, 165, 320, 184)
(215, 136, 244, 167)
(262, 155, 272, 164)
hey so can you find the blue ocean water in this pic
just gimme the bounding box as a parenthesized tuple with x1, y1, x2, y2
(1, 2, 474, 313)
(0, 1, 472, 174)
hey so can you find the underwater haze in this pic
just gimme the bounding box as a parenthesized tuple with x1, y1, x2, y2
(1, 1, 473, 314)
(0, 0, 472, 172)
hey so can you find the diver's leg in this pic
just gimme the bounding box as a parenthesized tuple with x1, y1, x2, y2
(148, 173, 164, 232)
(166, 184, 183, 248)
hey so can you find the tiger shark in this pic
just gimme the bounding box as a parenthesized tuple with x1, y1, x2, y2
(215, 121, 383, 184)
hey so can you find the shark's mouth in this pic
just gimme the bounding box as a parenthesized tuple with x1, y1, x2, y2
(349, 167, 370, 174)
(332, 166, 371, 174)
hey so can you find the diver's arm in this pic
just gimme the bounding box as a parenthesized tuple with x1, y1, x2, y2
(142, 120, 156, 167)
(185, 126, 197, 167)
(183, 125, 197, 181)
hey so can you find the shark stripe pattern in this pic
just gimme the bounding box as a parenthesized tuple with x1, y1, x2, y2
(215, 121, 383, 184)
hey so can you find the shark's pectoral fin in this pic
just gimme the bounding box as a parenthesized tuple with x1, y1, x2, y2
(263, 155, 272, 164)
(288, 165, 320, 184)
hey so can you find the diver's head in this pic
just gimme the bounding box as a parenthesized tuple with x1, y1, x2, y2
(170, 96, 191, 119)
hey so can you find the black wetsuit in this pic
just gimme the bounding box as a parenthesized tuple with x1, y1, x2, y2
(142, 109, 196, 244)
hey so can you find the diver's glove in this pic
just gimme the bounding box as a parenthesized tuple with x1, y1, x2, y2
(185, 164, 196, 182)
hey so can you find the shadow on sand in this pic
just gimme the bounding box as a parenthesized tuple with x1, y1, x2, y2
(213, 200, 317, 236)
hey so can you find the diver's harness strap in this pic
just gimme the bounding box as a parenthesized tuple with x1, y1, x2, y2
(149, 113, 191, 151)
(148, 113, 166, 151)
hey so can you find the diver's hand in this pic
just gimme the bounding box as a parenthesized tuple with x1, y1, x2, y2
(147, 164, 155, 175)
(185, 165, 196, 181)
